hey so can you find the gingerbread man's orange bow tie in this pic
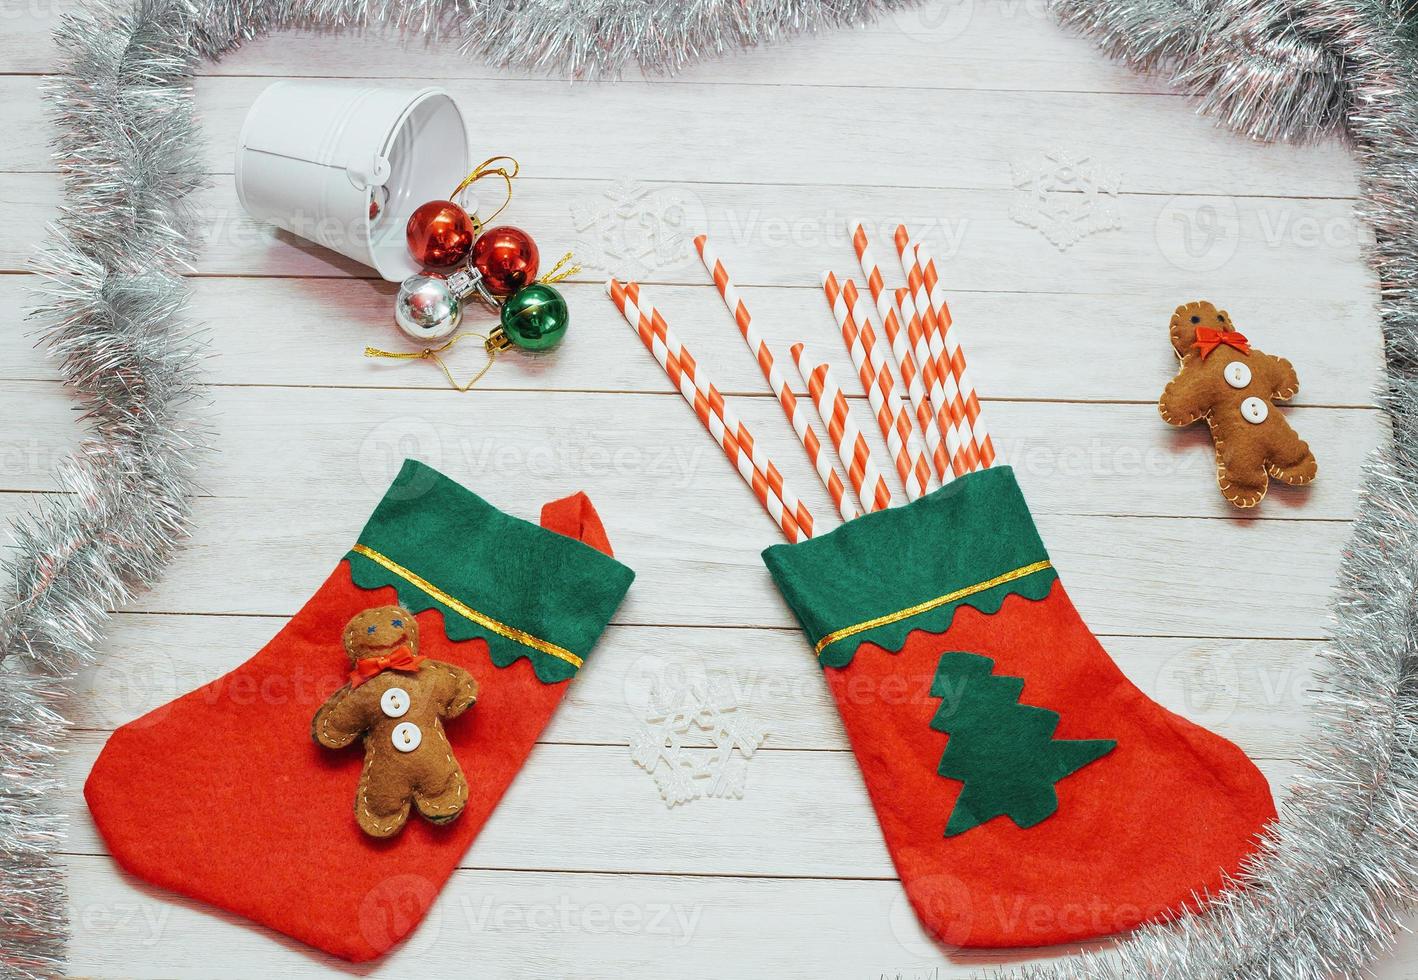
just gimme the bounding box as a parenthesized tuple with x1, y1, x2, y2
(349, 646, 426, 687)
(1193, 326, 1251, 359)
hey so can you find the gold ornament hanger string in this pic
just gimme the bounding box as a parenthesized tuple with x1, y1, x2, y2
(539, 251, 582, 284)
(364, 332, 499, 392)
(451, 155, 519, 228)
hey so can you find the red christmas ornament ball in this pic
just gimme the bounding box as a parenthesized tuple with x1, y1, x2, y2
(406, 200, 477, 268)
(470, 225, 540, 296)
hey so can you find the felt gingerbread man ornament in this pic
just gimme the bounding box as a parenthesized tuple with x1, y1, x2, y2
(314, 605, 480, 838)
(1159, 300, 1317, 507)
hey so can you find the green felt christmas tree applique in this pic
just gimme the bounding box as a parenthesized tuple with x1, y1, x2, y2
(929, 652, 1116, 837)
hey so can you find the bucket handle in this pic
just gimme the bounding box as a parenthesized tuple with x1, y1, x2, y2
(347, 154, 392, 191)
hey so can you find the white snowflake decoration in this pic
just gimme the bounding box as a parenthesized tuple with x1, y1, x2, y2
(1009, 150, 1122, 251)
(569, 179, 707, 276)
(629, 673, 768, 807)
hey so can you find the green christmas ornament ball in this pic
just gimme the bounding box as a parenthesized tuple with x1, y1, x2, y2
(499, 282, 569, 352)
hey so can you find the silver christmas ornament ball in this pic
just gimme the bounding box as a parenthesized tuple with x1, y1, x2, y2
(394, 273, 462, 341)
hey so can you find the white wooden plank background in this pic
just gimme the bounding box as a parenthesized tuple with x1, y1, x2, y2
(6, 1, 1416, 976)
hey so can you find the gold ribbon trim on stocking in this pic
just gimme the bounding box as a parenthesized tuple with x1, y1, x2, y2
(813, 559, 1055, 657)
(350, 543, 583, 669)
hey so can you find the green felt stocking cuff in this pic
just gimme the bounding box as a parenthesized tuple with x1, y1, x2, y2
(762, 466, 1058, 669)
(347, 459, 636, 684)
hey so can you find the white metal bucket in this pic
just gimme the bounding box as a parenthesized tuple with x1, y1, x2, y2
(234, 81, 470, 282)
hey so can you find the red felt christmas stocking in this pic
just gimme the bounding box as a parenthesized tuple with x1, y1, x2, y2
(84, 460, 634, 962)
(763, 466, 1276, 948)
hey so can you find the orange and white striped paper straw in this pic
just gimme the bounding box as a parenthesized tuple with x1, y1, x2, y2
(623, 280, 816, 537)
(850, 220, 950, 483)
(693, 235, 858, 524)
(900, 231, 977, 475)
(822, 273, 934, 501)
(607, 279, 811, 542)
(915, 240, 997, 469)
(790, 343, 892, 513)
(895, 225, 979, 475)
(895, 285, 964, 478)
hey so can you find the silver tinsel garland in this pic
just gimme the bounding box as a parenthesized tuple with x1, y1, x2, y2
(5, 0, 208, 976)
(9, 0, 1416, 977)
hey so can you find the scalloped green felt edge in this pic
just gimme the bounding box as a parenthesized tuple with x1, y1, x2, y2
(762, 467, 1056, 669)
(347, 460, 635, 684)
